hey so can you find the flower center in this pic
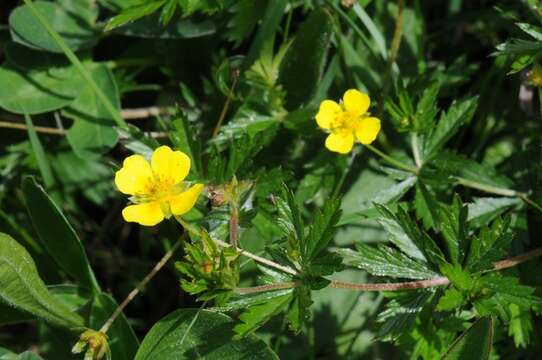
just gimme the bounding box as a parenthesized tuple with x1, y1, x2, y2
(134, 174, 186, 203)
(330, 110, 359, 134)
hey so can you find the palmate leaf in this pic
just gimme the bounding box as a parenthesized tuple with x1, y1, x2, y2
(304, 197, 341, 261)
(438, 195, 468, 265)
(337, 245, 438, 280)
(465, 217, 513, 272)
(375, 204, 445, 268)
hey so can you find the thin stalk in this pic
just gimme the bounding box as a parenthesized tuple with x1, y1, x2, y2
(332, 148, 360, 197)
(211, 70, 240, 137)
(365, 144, 418, 173)
(99, 237, 184, 333)
(518, 193, 542, 215)
(22, 0, 127, 129)
(235, 282, 298, 294)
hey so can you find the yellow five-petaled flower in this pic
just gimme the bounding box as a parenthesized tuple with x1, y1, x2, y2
(315, 89, 381, 154)
(115, 146, 204, 226)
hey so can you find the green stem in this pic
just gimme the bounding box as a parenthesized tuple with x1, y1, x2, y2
(332, 148, 359, 197)
(23, 0, 127, 129)
(518, 193, 542, 215)
(454, 177, 518, 197)
(365, 144, 418, 173)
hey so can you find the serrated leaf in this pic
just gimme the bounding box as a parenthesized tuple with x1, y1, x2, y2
(233, 294, 292, 338)
(305, 198, 341, 261)
(508, 303, 533, 348)
(423, 97, 478, 158)
(437, 288, 464, 312)
(105, 1, 165, 31)
(465, 218, 513, 272)
(414, 182, 439, 230)
(441, 316, 493, 360)
(438, 195, 468, 264)
(467, 197, 520, 229)
(337, 246, 438, 280)
(0, 232, 84, 329)
(415, 81, 440, 134)
(377, 291, 433, 340)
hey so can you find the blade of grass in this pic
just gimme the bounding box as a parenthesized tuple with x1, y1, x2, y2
(23, 114, 55, 191)
(22, 0, 127, 129)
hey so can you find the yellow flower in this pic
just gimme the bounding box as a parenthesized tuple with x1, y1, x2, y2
(115, 146, 204, 226)
(315, 89, 381, 154)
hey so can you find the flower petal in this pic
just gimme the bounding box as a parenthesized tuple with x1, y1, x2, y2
(115, 155, 153, 195)
(343, 89, 370, 116)
(122, 202, 164, 226)
(355, 117, 381, 144)
(325, 132, 354, 154)
(315, 100, 341, 129)
(151, 145, 191, 184)
(168, 183, 205, 216)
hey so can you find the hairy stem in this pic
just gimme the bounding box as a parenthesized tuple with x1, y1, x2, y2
(99, 238, 184, 333)
(212, 70, 240, 137)
(175, 217, 298, 276)
(236, 246, 542, 294)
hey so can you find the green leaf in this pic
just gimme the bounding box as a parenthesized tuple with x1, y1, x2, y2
(377, 290, 433, 340)
(0, 62, 80, 114)
(467, 197, 521, 229)
(465, 218, 512, 272)
(225, 0, 267, 46)
(278, 8, 333, 109)
(242, 0, 287, 70)
(339, 176, 417, 225)
(0, 232, 84, 329)
(171, 117, 200, 176)
(304, 198, 341, 261)
(508, 303, 534, 348)
(135, 309, 278, 359)
(438, 195, 468, 264)
(414, 81, 440, 133)
(440, 263, 476, 292)
(89, 293, 139, 360)
(517, 22, 542, 41)
(437, 288, 465, 312)
(9, 1, 97, 53)
(337, 245, 438, 280)
(111, 13, 216, 38)
(234, 293, 292, 338)
(430, 151, 514, 189)
(414, 182, 439, 230)
(22, 176, 100, 293)
(105, 1, 165, 31)
(63, 63, 120, 158)
(441, 316, 493, 360)
(423, 96, 478, 158)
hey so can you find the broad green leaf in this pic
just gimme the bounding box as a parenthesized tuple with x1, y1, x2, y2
(9, 1, 97, 53)
(467, 197, 520, 228)
(423, 97, 478, 158)
(22, 176, 100, 293)
(63, 63, 120, 158)
(0, 232, 84, 329)
(517, 22, 542, 41)
(441, 316, 493, 360)
(278, 8, 333, 109)
(89, 293, 139, 360)
(242, 0, 287, 70)
(4, 42, 69, 71)
(234, 293, 292, 338)
(337, 245, 438, 280)
(135, 309, 278, 359)
(0, 62, 80, 114)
